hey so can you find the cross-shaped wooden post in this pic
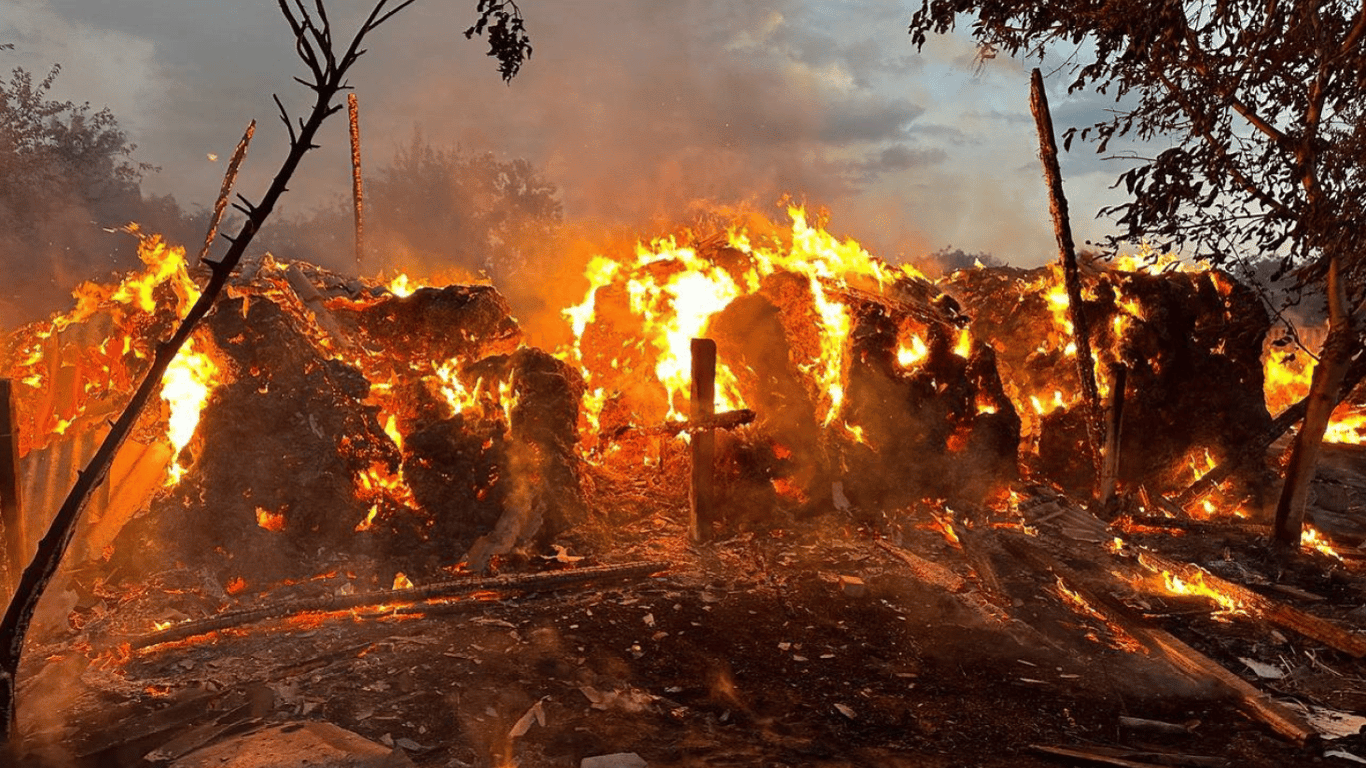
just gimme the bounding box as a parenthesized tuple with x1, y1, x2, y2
(689, 339, 717, 543)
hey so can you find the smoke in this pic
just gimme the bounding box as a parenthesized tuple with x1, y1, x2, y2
(0, 0, 1137, 332)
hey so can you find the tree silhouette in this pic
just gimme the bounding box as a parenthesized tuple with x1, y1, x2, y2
(909, 1, 1366, 546)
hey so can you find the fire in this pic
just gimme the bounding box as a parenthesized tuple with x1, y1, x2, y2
(160, 337, 220, 485)
(109, 230, 202, 318)
(896, 330, 929, 369)
(355, 461, 417, 510)
(953, 327, 973, 359)
(1302, 524, 1344, 561)
(1160, 568, 1245, 617)
(388, 273, 422, 298)
(1263, 334, 1366, 444)
(355, 505, 380, 532)
(430, 359, 519, 424)
(560, 206, 925, 431)
(843, 422, 867, 444)
(1108, 246, 1193, 274)
(392, 572, 414, 590)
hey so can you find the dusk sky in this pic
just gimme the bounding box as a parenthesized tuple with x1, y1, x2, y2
(2, 1, 1135, 271)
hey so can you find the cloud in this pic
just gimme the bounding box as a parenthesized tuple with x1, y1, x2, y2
(0, 0, 1136, 274)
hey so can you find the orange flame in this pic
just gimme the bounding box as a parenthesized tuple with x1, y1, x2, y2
(161, 337, 220, 485)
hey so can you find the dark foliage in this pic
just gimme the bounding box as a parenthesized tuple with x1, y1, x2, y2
(908, 2, 1366, 290)
(465, 0, 532, 82)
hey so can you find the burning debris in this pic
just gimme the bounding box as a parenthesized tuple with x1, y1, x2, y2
(6, 205, 1366, 767)
(944, 258, 1273, 502)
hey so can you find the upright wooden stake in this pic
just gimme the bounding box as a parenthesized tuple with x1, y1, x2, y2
(0, 382, 22, 596)
(197, 120, 255, 264)
(348, 92, 366, 273)
(1029, 68, 1104, 490)
(1098, 363, 1127, 510)
(690, 338, 717, 543)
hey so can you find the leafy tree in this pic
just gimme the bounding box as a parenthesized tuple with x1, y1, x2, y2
(908, 1, 1366, 546)
(0, 64, 167, 324)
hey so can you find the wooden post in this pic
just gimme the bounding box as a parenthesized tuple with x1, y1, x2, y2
(689, 339, 717, 543)
(0, 382, 21, 596)
(1098, 363, 1127, 510)
(198, 120, 255, 264)
(1029, 67, 1104, 491)
(347, 93, 366, 273)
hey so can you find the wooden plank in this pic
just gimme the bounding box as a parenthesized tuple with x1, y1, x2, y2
(0, 381, 22, 595)
(1098, 363, 1127, 510)
(1136, 549, 1366, 658)
(999, 532, 1317, 745)
(689, 338, 717, 543)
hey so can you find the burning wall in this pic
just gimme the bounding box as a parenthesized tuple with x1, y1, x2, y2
(944, 258, 1273, 501)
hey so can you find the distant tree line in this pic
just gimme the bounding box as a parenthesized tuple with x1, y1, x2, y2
(0, 58, 561, 327)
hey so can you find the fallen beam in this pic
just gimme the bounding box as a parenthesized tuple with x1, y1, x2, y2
(1030, 744, 1228, 768)
(999, 532, 1317, 745)
(637, 409, 756, 438)
(128, 560, 669, 650)
(1134, 549, 1366, 658)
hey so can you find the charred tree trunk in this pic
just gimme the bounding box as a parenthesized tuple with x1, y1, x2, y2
(1273, 257, 1356, 548)
(1029, 68, 1103, 491)
(0, 0, 419, 751)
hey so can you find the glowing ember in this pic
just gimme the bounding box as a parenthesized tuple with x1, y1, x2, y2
(392, 572, 414, 590)
(355, 505, 380, 532)
(256, 507, 286, 532)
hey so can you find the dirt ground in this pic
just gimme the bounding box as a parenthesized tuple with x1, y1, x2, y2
(20, 452, 1366, 768)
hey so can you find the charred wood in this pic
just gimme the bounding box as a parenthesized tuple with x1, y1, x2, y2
(1030, 67, 1103, 483)
(999, 532, 1317, 745)
(0, 381, 21, 596)
(198, 120, 255, 264)
(1030, 744, 1229, 768)
(347, 92, 365, 272)
(690, 338, 717, 543)
(1099, 363, 1128, 510)
(284, 262, 356, 352)
(128, 560, 669, 650)
(1134, 549, 1366, 657)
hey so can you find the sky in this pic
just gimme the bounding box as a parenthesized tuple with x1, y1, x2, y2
(1, 0, 1133, 271)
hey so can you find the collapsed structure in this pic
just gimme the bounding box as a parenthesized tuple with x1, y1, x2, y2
(4, 209, 1366, 765)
